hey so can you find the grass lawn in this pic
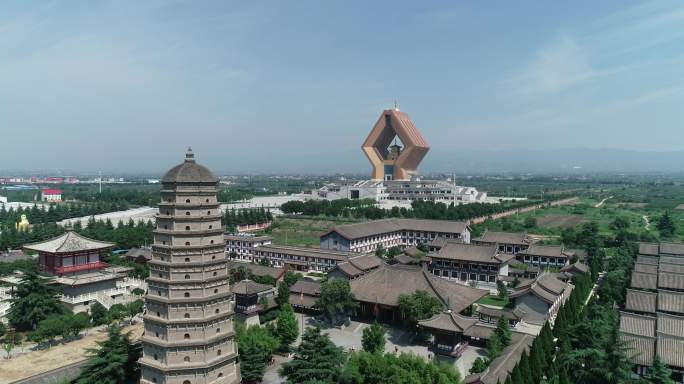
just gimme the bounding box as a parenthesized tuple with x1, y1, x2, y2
(267, 216, 362, 247)
(477, 294, 509, 308)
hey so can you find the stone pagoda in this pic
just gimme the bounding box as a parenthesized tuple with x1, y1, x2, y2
(140, 149, 239, 384)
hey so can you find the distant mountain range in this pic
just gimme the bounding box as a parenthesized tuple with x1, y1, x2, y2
(217, 148, 684, 175)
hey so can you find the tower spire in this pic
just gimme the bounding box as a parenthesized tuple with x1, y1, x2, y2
(185, 147, 195, 162)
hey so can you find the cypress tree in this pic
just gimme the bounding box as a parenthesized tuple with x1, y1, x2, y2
(518, 350, 532, 380)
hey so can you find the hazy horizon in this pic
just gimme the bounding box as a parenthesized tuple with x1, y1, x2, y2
(1, 1, 683, 173)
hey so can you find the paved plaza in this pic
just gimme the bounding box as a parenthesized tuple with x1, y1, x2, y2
(262, 314, 486, 383)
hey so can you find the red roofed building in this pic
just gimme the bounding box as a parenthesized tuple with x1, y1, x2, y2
(41, 188, 62, 202)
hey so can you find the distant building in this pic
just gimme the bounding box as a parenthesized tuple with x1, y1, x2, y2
(252, 244, 360, 272)
(320, 218, 471, 253)
(123, 247, 152, 263)
(227, 261, 286, 282)
(41, 188, 62, 202)
(328, 254, 384, 280)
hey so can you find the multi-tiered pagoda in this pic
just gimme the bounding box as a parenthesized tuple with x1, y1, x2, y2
(140, 149, 239, 384)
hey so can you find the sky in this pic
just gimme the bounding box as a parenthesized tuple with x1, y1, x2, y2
(1, 0, 683, 174)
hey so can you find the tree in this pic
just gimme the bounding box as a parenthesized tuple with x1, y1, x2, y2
(8, 271, 64, 331)
(657, 211, 676, 237)
(523, 216, 537, 229)
(0, 322, 6, 340)
(67, 312, 91, 337)
(277, 282, 291, 306)
(279, 327, 346, 384)
(90, 302, 109, 326)
(108, 303, 127, 323)
(125, 299, 144, 322)
(276, 304, 298, 352)
(340, 351, 461, 384)
(30, 315, 64, 344)
(495, 316, 512, 347)
(375, 244, 386, 258)
(131, 288, 145, 296)
(361, 323, 386, 354)
(283, 271, 303, 287)
(74, 326, 141, 384)
(317, 278, 358, 325)
(397, 290, 443, 328)
(237, 325, 279, 383)
(470, 357, 488, 374)
(644, 355, 674, 384)
(497, 280, 508, 300)
(487, 334, 502, 360)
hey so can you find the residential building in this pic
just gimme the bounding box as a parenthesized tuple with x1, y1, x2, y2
(472, 230, 532, 254)
(320, 218, 471, 253)
(139, 149, 239, 384)
(508, 272, 573, 325)
(252, 245, 361, 272)
(41, 188, 62, 202)
(224, 233, 272, 262)
(516, 244, 573, 268)
(425, 242, 514, 291)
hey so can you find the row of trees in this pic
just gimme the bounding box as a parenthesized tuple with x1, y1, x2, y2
(222, 208, 274, 231)
(0, 201, 131, 227)
(281, 197, 545, 222)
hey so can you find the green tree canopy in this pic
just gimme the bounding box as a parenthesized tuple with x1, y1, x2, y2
(279, 327, 346, 384)
(397, 290, 443, 328)
(8, 271, 64, 331)
(340, 351, 461, 384)
(317, 278, 358, 325)
(361, 323, 386, 354)
(74, 326, 141, 384)
(237, 324, 279, 383)
(276, 303, 299, 352)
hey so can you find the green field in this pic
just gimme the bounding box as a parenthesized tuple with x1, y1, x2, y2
(265, 216, 363, 248)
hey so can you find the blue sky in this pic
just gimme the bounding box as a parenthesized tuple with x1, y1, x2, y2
(1, 0, 683, 173)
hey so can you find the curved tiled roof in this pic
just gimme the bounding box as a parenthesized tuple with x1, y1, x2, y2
(625, 289, 657, 314)
(350, 264, 487, 313)
(161, 149, 218, 184)
(23, 231, 114, 253)
(231, 279, 273, 295)
(418, 311, 477, 333)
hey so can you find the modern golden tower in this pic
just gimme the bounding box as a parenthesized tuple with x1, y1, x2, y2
(362, 108, 430, 181)
(140, 149, 239, 384)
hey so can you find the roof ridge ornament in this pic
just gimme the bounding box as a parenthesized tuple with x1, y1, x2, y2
(185, 147, 195, 163)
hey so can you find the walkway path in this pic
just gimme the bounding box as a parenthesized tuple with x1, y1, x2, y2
(643, 215, 651, 231)
(594, 196, 613, 208)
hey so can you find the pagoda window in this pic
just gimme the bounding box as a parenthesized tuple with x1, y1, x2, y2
(183, 381, 191, 384)
(184, 313, 190, 318)
(185, 242, 190, 246)
(186, 211, 190, 216)
(209, 225, 213, 229)
(207, 210, 211, 215)
(186, 199, 191, 203)
(63, 257, 74, 267)
(214, 289, 218, 294)
(217, 349, 222, 356)
(186, 226, 190, 230)
(184, 292, 190, 297)
(206, 199, 209, 203)
(185, 258, 190, 262)
(185, 274, 190, 279)
(215, 308, 220, 314)
(184, 356, 190, 362)
(184, 333, 190, 339)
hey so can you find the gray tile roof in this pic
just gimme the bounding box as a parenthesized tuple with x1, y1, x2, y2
(625, 289, 657, 314)
(631, 272, 658, 290)
(161, 151, 218, 183)
(227, 261, 285, 280)
(432, 243, 502, 264)
(634, 263, 658, 274)
(290, 279, 321, 296)
(418, 311, 477, 333)
(621, 332, 655, 367)
(659, 262, 684, 274)
(23, 231, 114, 253)
(473, 231, 531, 246)
(509, 273, 570, 304)
(660, 255, 684, 265)
(659, 242, 684, 256)
(350, 264, 487, 313)
(639, 242, 660, 256)
(657, 333, 684, 368)
(636, 255, 659, 265)
(658, 289, 684, 315)
(231, 279, 273, 295)
(656, 312, 684, 336)
(619, 311, 656, 337)
(519, 244, 572, 258)
(658, 272, 684, 290)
